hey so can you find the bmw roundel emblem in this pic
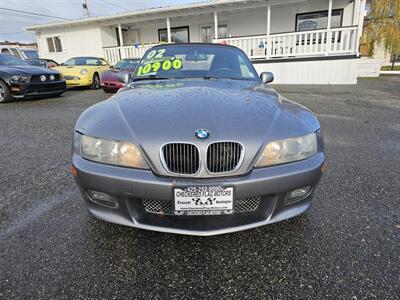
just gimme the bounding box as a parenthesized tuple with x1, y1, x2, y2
(195, 129, 209, 139)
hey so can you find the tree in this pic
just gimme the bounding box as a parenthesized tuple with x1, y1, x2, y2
(364, 0, 400, 70)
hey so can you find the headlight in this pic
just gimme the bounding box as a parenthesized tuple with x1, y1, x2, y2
(255, 133, 317, 167)
(10, 75, 29, 83)
(80, 135, 149, 169)
(80, 69, 88, 75)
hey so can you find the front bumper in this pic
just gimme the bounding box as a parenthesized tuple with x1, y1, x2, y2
(64, 76, 91, 87)
(72, 153, 324, 236)
(101, 81, 123, 92)
(11, 81, 66, 98)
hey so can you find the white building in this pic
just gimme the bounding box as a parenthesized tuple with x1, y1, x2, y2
(26, 0, 366, 84)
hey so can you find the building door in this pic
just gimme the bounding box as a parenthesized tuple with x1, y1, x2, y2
(201, 26, 212, 43)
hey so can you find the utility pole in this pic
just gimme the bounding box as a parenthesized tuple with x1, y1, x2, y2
(83, 0, 90, 18)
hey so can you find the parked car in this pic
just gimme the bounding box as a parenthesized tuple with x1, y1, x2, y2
(71, 43, 325, 236)
(26, 58, 59, 69)
(100, 58, 140, 93)
(0, 45, 39, 60)
(53, 57, 111, 89)
(0, 54, 66, 103)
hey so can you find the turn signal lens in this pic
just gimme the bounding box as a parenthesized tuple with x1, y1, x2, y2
(284, 186, 312, 205)
(87, 190, 118, 208)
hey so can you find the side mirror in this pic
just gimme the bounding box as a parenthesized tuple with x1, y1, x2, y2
(117, 72, 131, 85)
(260, 72, 274, 84)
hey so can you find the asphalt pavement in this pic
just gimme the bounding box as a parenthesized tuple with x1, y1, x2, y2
(1, 77, 399, 299)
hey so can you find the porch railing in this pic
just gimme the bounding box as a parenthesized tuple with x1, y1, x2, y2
(103, 43, 157, 64)
(103, 27, 358, 64)
(213, 26, 358, 59)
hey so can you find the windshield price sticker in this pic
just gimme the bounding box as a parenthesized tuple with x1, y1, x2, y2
(136, 58, 182, 76)
(146, 49, 166, 59)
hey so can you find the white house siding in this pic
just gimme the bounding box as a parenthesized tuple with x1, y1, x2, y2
(101, 25, 118, 48)
(37, 24, 104, 63)
(30, 0, 364, 84)
(254, 58, 358, 84)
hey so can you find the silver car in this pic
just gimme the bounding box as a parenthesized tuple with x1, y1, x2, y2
(71, 43, 325, 236)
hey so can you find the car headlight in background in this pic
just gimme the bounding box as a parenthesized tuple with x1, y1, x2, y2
(255, 133, 317, 167)
(80, 135, 149, 169)
(10, 75, 29, 83)
(80, 69, 88, 75)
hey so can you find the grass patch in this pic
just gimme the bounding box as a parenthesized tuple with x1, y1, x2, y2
(381, 65, 400, 71)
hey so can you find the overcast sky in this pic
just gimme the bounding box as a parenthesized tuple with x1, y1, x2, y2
(0, 0, 205, 42)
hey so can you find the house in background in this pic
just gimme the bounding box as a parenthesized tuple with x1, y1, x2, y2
(26, 0, 367, 84)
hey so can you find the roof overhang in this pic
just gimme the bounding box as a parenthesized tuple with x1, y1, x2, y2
(25, 0, 309, 32)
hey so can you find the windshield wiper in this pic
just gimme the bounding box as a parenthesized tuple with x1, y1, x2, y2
(202, 76, 237, 80)
(131, 75, 175, 82)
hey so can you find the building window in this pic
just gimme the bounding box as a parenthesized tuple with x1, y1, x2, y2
(201, 24, 228, 42)
(158, 26, 190, 43)
(296, 9, 343, 31)
(218, 24, 228, 39)
(47, 36, 62, 52)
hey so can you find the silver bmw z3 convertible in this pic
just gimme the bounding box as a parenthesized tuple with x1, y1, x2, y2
(71, 43, 325, 236)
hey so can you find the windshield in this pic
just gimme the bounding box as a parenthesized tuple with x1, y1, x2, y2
(115, 59, 139, 69)
(133, 45, 259, 81)
(0, 55, 27, 66)
(63, 57, 100, 66)
(10, 48, 22, 59)
(22, 50, 39, 59)
(27, 60, 47, 68)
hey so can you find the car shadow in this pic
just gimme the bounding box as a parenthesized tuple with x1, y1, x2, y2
(79, 210, 315, 295)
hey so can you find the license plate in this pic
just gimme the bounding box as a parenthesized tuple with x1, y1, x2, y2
(174, 186, 234, 216)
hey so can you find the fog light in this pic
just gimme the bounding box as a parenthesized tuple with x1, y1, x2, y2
(87, 190, 118, 208)
(284, 186, 312, 205)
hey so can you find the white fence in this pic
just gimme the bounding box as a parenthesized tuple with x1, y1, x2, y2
(103, 43, 158, 64)
(103, 27, 358, 64)
(214, 26, 358, 59)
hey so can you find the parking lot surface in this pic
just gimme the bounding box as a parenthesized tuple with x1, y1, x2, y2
(1, 77, 399, 299)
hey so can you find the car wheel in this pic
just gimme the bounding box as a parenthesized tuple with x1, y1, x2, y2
(90, 73, 101, 90)
(0, 80, 13, 103)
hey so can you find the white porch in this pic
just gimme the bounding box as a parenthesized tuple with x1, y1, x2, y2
(102, 0, 366, 65)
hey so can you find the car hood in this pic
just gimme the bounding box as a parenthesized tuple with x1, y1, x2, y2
(101, 68, 132, 81)
(53, 66, 90, 76)
(76, 79, 320, 176)
(0, 65, 60, 75)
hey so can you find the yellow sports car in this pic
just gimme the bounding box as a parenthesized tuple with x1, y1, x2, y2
(54, 57, 111, 89)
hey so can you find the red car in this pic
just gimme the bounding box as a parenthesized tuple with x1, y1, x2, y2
(100, 58, 139, 93)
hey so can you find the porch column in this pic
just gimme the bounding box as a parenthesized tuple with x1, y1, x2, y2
(356, 0, 366, 56)
(266, 4, 271, 59)
(166, 17, 172, 43)
(214, 11, 218, 40)
(118, 24, 124, 47)
(325, 0, 332, 56)
(353, 0, 361, 25)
